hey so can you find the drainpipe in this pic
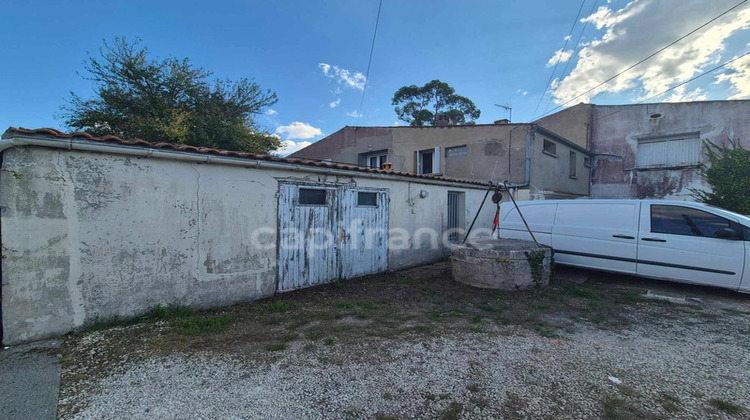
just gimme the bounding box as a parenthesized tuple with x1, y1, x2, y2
(0, 134, 489, 190)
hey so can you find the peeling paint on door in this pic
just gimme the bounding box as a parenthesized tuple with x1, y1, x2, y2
(277, 184, 389, 292)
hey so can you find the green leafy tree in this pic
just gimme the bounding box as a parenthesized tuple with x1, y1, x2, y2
(392, 80, 480, 126)
(63, 37, 280, 153)
(690, 139, 750, 214)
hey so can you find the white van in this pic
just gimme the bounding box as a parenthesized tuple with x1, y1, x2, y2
(499, 199, 750, 293)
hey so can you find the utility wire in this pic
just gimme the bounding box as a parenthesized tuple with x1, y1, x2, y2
(532, 0, 588, 116)
(593, 50, 750, 122)
(543, 0, 598, 114)
(533, 0, 747, 121)
(359, 0, 384, 116)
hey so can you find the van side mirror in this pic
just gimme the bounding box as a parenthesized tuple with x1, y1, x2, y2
(715, 227, 741, 240)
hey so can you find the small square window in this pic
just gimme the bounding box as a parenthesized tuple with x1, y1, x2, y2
(357, 192, 378, 206)
(299, 188, 327, 205)
(543, 139, 557, 156)
(584, 156, 591, 167)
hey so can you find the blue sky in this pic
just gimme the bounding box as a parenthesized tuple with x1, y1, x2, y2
(1, 0, 749, 154)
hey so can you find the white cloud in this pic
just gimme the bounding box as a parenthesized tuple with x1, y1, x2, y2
(266, 109, 278, 116)
(276, 140, 313, 156)
(329, 98, 341, 108)
(516, 89, 528, 96)
(552, 0, 750, 105)
(275, 122, 323, 140)
(715, 51, 750, 99)
(547, 49, 574, 66)
(347, 110, 363, 118)
(318, 63, 367, 90)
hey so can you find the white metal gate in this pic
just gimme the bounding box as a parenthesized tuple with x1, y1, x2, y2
(339, 188, 389, 279)
(277, 184, 389, 292)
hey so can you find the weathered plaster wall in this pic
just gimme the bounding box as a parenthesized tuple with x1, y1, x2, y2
(529, 132, 590, 198)
(1, 147, 279, 343)
(1, 146, 494, 343)
(590, 100, 750, 200)
(535, 103, 593, 148)
(292, 124, 590, 198)
(290, 127, 395, 165)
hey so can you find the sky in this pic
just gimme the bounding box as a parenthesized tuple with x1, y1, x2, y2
(1, 0, 749, 155)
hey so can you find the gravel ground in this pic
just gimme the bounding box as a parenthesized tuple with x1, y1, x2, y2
(58, 268, 750, 419)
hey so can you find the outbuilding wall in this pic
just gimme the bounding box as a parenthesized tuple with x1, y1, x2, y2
(0, 146, 493, 344)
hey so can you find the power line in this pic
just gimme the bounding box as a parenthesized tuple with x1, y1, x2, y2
(594, 50, 750, 122)
(531, 0, 588, 116)
(543, 0, 599, 114)
(533, 0, 748, 121)
(359, 0, 384, 116)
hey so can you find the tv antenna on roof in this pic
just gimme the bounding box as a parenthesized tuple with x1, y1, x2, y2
(494, 104, 512, 123)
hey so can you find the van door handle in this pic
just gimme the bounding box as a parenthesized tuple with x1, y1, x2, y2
(641, 237, 666, 242)
(612, 234, 635, 239)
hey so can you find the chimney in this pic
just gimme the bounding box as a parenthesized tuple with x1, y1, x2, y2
(381, 162, 393, 172)
(494, 119, 510, 125)
(435, 114, 454, 126)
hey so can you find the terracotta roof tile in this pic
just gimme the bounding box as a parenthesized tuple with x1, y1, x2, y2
(3, 127, 491, 186)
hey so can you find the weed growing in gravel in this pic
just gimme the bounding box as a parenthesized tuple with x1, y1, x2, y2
(265, 343, 287, 352)
(146, 304, 194, 320)
(258, 300, 296, 313)
(440, 402, 463, 420)
(657, 393, 682, 412)
(176, 314, 231, 335)
(709, 398, 744, 415)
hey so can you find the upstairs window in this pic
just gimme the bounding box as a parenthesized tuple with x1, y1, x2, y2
(417, 147, 441, 174)
(569, 151, 577, 178)
(543, 139, 557, 156)
(359, 150, 388, 169)
(637, 132, 700, 168)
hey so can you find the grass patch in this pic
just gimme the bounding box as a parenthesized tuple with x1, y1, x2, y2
(709, 398, 744, 415)
(176, 314, 230, 335)
(323, 337, 335, 346)
(257, 300, 296, 313)
(563, 285, 599, 299)
(281, 333, 299, 342)
(265, 343, 287, 352)
(657, 393, 681, 412)
(440, 402, 463, 420)
(467, 383, 480, 393)
(478, 303, 507, 313)
(146, 304, 195, 320)
(602, 397, 627, 420)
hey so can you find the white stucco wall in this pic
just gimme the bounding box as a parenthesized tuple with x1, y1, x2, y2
(1, 146, 493, 344)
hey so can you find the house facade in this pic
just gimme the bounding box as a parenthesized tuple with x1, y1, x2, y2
(0, 128, 497, 344)
(291, 123, 592, 200)
(537, 100, 750, 200)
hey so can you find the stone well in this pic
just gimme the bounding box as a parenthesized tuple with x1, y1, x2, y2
(451, 238, 552, 290)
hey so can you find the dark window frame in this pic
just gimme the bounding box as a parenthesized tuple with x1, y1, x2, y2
(543, 139, 557, 157)
(356, 191, 378, 207)
(298, 188, 328, 206)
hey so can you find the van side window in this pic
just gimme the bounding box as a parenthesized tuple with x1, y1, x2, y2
(651, 205, 733, 238)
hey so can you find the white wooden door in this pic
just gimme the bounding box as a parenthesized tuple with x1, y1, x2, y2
(277, 184, 339, 292)
(339, 188, 389, 278)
